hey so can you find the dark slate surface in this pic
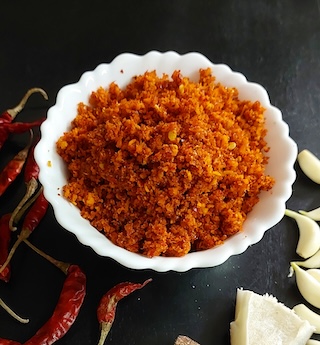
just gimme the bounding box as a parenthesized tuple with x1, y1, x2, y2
(0, 1, 319, 344)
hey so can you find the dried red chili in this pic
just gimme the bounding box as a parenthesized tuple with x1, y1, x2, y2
(23, 139, 40, 181)
(19, 240, 87, 344)
(0, 88, 47, 151)
(97, 279, 152, 345)
(0, 214, 12, 282)
(0, 189, 48, 275)
(23, 264, 86, 345)
(0, 118, 45, 134)
(0, 339, 21, 345)
(0, 130, 33, 198)
(0, 119, 11, 124)
(9, 140, 40, 230)
(20, 190, 48, 236)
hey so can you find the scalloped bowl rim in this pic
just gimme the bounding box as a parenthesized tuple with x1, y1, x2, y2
(34, 51, 297, 272)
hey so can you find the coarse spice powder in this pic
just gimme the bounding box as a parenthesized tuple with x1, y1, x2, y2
(56, 68, 275, 257)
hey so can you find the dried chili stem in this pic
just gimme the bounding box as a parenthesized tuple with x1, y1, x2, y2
(0, 88, 47, 153)
(9, 178, 38, 231)
(9, 138, 41, 230)
(98, 322, 113, 345)
(6, 88, 48, 119)
(0, 227, 34, 275)
(23, 239, 69, 275)
(0, 298, 29, 324)
(12, 186, 42, 226)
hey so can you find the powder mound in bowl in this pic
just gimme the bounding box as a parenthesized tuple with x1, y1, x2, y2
(56, 68, 275, 258)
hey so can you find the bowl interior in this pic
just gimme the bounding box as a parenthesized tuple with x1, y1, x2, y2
(34, 51, 297, 272)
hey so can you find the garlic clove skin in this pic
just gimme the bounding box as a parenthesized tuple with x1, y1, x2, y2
(300, 206, 320, 221)
(293, 304, 320, 334)
(285, 209, 320, 259)
(297, 149, 320, 184)
(293, 249, 320, 269)
(291, 262, 320, 308)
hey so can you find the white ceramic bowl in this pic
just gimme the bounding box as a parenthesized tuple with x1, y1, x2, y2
(35, 51, 297, 272)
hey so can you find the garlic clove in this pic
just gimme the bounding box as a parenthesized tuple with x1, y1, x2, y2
(285, 209, 320, 259)
(307, 269, 320, 283)
(299, 206, 320, 221)
(291, 262, 320, 308)
(297, 149, 320, 184)
(307, 340, 320, 345)
(293, 303, 320, 334)
(293, 249, 320, 269)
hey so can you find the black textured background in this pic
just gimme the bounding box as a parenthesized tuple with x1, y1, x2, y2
(0, 1, 320, 344)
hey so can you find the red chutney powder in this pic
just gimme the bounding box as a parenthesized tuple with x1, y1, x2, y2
(56, 68, 275, 257)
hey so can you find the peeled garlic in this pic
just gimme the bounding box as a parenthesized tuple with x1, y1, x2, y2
(300, 206, 320, 221)
(293, 249, 320, 269)
(293, 304, 320, 334)
(307, 269, 320, 283)
(285, 209, 320, 258)
(306, 336, 320, 344)
(297, 149, 320, 184)
(291, 262, 320, 308)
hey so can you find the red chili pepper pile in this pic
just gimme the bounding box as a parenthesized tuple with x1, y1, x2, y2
(0, 88, 49, 278)
(0, 89, 153, 345)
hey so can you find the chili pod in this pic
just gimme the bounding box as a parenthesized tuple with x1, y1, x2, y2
(0, 88, 48, 151)
(0, 189, 48, 275)
(0, 118, 45, 134)
(20, 189, 48, 235)
(23, 265, 86, 345)
(0, 339, 21, 345)
(97, 278, 152, 345)
(9, 139, 40, 230)
(0, 214, 12, 282)
(0, 130, 33, 198)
